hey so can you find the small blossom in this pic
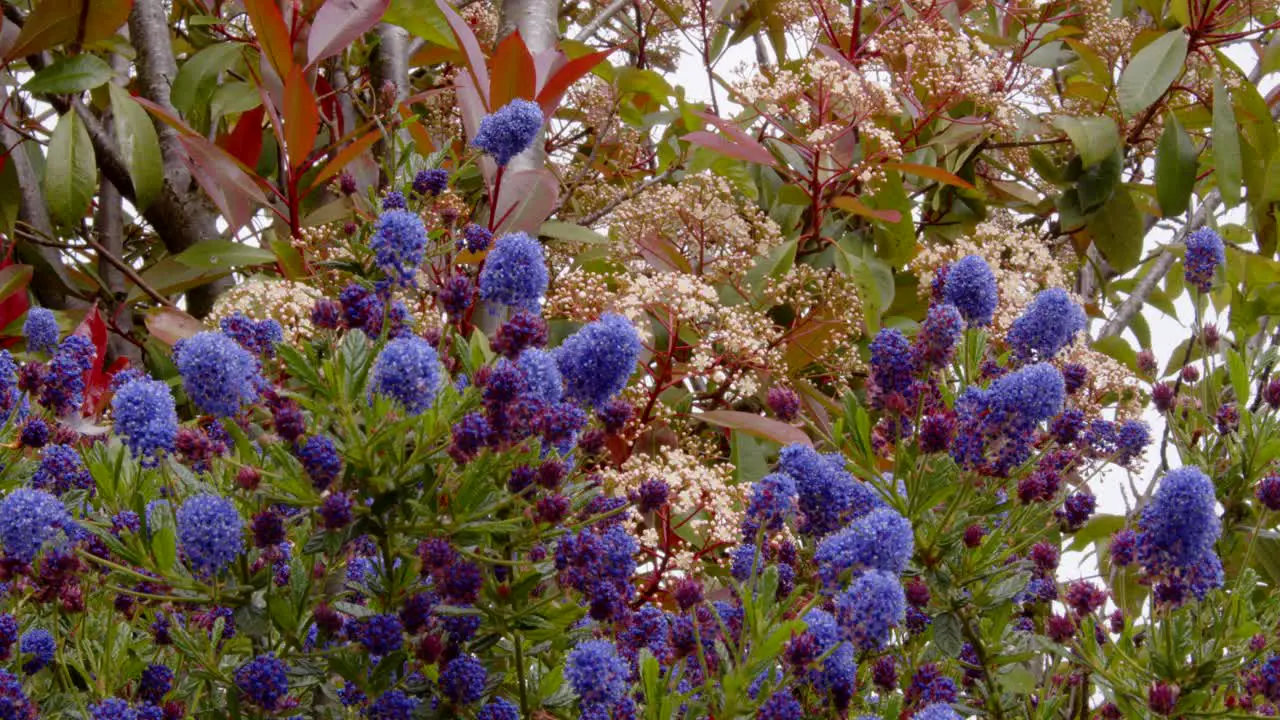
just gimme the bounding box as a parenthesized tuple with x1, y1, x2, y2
(23, 308, 58, 354)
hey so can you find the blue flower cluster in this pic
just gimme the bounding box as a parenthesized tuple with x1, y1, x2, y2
(555, 523, 638, 621)
(952, 363, 1065, 474)
(370, 336, 443, 415)
(173, 331, 263, 417)
(835, 569, 906, 651)
(478, 232, 549, 311)
(1006, 288, 1086, 361)
(440, 655, 487, 705)
(219, 312, 284, 357)
(111, 377, 178, 465)
(869, 328, 913, 399)
(566, 640, 629, 708)
(1184, 227, 1226, 293)
(235, 653, 289, 710)
(0, 488, 70, 562)
(19, 629, 53, 674)
(556, 313, 642, 408)
(23, 308, 58, 354)
(776, 444, 881, 537)
(942, 255, 997, 326)
(40, 335, 94, 416)
(30, 444, 93, 496)
(370, 209, 428, 286)
(176, 494, 245, 575)
(814, 507, 913, 589)
(1136, 467, 1223, 604)
(472, 99, 544, 166)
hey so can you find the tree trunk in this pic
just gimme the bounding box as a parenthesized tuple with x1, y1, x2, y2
(499, 0, 559, 171)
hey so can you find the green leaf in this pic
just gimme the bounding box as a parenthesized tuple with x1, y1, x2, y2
(152, 525, 176, 572)
(1213, 76, 1243, 207)
(171, 240, 276, 270)
(44, 110, 96, 228)
(697, 409, 811, 447)
(1117, 30, 1188, 115)
(171, 44, 244, 118)
(539, 220, 609, 245)
(933, 612, 963, 657)
(384, 0, 458, 49)
(1052, 115, 1120, 168)
(106, 83, 164, 211)
(1094, 334, 1139, 372)
(24, 54, 114, 94)
(1156, 112, 1197, 217)
(1087, 187, 1143, 273)
(1228, 348, 1249, 404)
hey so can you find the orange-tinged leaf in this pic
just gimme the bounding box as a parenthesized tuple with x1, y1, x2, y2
(145, 307, 206, 346)
(284, 65, 320, 171)
(536, 49, 612, 114)
(831, 195, 902, 223)
(178, 134, 268, 233)
(218, 105, 266, 169)
(884, 161, 975, 190)
(488, 29, 536, 108)
(410, 44, 464, 66)
(306, 0, 390, 66)
(697, 410, 812, 447)
(307, 127, 381, 194)
(244, 0, 295, 78)
(683, 130, 775, 166)
(7, 0, 132, 61)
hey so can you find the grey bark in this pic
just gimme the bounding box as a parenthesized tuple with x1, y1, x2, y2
(98, 49, 142, 365)
(128, 0, 229, 317)
(0, 84, 76, 309)
(372, 23, 410, 179)
(500, 0, 559, 171)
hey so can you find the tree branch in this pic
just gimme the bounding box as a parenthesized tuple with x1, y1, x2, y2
(574, 0, 631, 42)
(1094, 191, 1220, 341)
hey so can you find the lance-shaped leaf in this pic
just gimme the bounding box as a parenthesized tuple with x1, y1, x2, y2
(307, 0, 391, 66)
(44, 110, 96, 228)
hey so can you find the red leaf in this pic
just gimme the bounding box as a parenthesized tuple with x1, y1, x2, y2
(284, 65, 321, 171)
(306, 0, 390, 66)
(145, 307, 205, 347)
(218, 105, 266, 169)
(830, 195, 902, 223)
(435, 0, 489, 109)
(0, 260, 31, 348)
(178, 134, 269, 234)
(683, 130, 776, 166)
(72, 302, 111, 414)
(6, 0, 132, 61)
(307, 126, 381, 195)
(244, 0, 296, 78)
(697, 410, 812, 447)
(535, 50, 611, 115)
(493, 168, 559, 235)
(488, 30, 536, 108)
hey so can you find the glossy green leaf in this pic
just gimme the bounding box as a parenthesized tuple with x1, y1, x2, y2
(1052, 115, 1119, 168)
(384, 0, 458, 49)
(171, 44, 244, 118)
(1117, 30, 1188, 115)
(1213, 76, 1243, 207)
(44, 110, 96, 228)
(24, 54, 114, 93)
(1155, 112, 1197, 217)
(1087, 186, 1143, 273)
(172, 240, 276, 270)
(540, 220, 609, 245)
(107, 83, 163, 211)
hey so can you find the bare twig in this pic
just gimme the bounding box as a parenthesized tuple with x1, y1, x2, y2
(576, 166, 679, 225)
(1094, 192, 1220, 341)
(574, 0, 632, 42)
